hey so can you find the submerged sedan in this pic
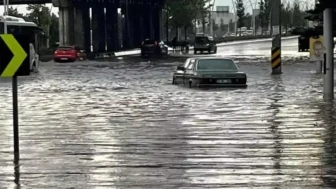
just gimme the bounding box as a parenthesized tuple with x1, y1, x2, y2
(172, 57, 247, 87)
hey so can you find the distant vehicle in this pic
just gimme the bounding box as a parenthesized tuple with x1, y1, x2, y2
(53, 45, 86, 62)
(194, 35, 217, 54)
(140, 39, 168, 57)
(172, 57, 247, 88)
(0, 15, 44, 73)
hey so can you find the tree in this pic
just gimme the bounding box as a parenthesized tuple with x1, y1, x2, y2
(236, 0, 245, 36)
(220, 18, 225, 32)
(264, 0, 271, 33)
(212, 19, 219, 32)
(26, 4, 53, 47)
(292, 1, 301, 27)
(8, 6, 25, 18)
(258, 0, 265, 34)
(281, 2, 291, 32)
(229, 19, 234, 33)
(243, 13, 252, 29)
(165, 0, 211, 38)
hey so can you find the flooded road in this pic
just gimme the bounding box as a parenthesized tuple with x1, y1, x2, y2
(0, 59, 336, 188)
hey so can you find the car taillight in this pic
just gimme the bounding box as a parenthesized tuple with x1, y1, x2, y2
(54, 50, 59, 54)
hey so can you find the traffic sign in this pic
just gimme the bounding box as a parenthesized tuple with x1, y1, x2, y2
(0, 34, 30, 77)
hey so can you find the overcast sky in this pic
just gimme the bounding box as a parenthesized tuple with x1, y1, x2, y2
(0, 0, 313, 16)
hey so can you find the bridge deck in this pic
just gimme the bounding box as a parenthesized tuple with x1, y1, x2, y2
(0, 0, 164, 5)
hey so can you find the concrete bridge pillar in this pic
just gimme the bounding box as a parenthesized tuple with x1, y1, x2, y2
(159, 9, 164, 41)
(53, 0, 74, 45)
(153, 8, 160, 40)
(131, 7, 141, 47)
(105, 6, 119, 52)
(58, 7, 75, 45)
(74, 6, 90, 51)
(92, 5, 106, 52)
(149, 7, 154, 39)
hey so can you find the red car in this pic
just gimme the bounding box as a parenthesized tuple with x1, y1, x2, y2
(53, 45, 86, 62)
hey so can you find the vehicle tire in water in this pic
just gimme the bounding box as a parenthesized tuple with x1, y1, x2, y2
(188, 81, 192, 88)
(32, 62, 38, 73)
(172, 77, 177, 85)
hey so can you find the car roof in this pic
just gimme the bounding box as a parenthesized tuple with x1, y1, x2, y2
(191, 57, 234, 62)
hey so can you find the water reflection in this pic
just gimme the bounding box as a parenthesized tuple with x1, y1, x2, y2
(0, 59, 335, 187)
(269, 75, 284, 188)
(14, 161, 20, 189)
(320, 101, 336, 186)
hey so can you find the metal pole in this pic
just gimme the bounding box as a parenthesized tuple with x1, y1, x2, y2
(13, 76, 19, 162)
(166, 11, 168, 42)
(271, 0, 282, 74)
(3, 0, 7, 34)
(3, 0, 20, 162)
(323, 8, 334, 100)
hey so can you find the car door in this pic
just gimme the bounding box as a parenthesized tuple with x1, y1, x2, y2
(183, 61, 195, 85)
(175, 59, 190, 84)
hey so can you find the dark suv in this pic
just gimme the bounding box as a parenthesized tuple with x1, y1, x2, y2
(140, 39, 168, 57)
(194, 35, 217, 54)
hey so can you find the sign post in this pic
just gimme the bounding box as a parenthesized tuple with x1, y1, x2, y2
(309, 36, 324, 73)
(0, 34, 31, 162)
(323, 8, 334, 100)
(271, 0, 282, 74)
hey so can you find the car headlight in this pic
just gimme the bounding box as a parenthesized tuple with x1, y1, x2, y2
(193, 73, 203, 77)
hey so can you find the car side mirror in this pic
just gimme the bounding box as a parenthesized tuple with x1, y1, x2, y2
(177, 66, 185, 71)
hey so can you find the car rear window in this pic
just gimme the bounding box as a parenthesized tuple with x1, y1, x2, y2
(197, 59, 238, 70)
(57, 46, 73, 51)
(195, 37, 208, 43)
(143, 40, 156, 45)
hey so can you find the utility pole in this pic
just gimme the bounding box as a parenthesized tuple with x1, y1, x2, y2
(271, 0, 282, 74)
(323, 8, 334, 100)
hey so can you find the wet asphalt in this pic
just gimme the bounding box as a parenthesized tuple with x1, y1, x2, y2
(1, 38, 336, 188)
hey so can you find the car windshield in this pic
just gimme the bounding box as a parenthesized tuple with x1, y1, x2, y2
(57, 46, 73, 51)
(195, 37, 208, 43)
(143, 40, 156, 44)
(197, 59, 238, 71)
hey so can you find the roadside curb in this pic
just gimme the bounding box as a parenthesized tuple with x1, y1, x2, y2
(92, 36, 299, 59)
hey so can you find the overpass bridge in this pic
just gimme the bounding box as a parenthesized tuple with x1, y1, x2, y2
(1, 0, 166, 54)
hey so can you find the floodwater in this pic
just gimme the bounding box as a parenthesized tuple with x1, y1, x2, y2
(0, 59, 336, 188)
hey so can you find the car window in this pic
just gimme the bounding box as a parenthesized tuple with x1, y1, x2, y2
(186, 61, 195, 70)
(183, 59, 190, 68)
(143, 40, 156, 44)
(184, 59, 196, 68)
(197, 59, 238, 70)
(57, 46, 73, 51)
(195, 37, 208, 43)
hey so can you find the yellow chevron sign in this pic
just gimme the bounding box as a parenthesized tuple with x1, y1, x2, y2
(0, 34, 30, 77)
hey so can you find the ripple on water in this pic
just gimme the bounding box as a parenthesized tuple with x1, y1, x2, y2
(0, 61, 335, 188)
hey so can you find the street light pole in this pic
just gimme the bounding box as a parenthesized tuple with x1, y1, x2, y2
(323, 8, 334, 100)
(3, 0, 8, 33)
